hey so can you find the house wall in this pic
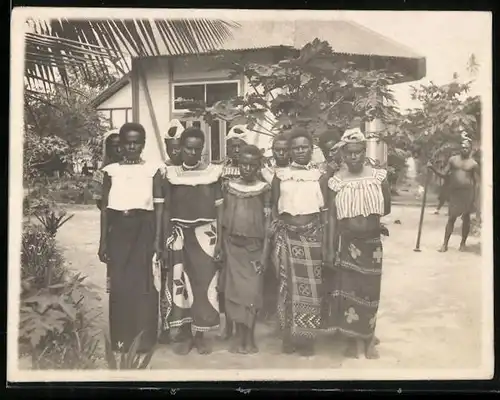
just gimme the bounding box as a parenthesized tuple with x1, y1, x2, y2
(96, 82, 132, 109)
(134, 50, 277, 163)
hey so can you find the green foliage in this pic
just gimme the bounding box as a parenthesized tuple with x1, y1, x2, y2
(186, 39, 403, 140)
(23, 188, 75, 236)
(24, 75, 108, 180)
(104, 332, 156, 370)
(402, 78, 481, 166)
(25, 177, 95, 211)
(19, 223, 103, 369)
(21, 225, 66, 288)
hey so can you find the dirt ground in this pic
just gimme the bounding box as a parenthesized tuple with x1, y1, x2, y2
(56, 203, 484, 371)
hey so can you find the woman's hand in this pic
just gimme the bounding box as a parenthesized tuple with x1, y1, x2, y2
(322, 250, 335, 269)
(98, 241, 108, 263)
(154, 238, 163, 261)
(213, 242, 224, 264)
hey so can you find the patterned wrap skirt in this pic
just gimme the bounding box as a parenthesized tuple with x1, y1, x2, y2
(161, 221, 221, 334)
(271, 217, 323, 339)
(322, 229, 383, 339)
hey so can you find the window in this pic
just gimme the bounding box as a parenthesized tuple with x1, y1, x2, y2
(173, 81, 240, 112)
(97, 108, 132, 129)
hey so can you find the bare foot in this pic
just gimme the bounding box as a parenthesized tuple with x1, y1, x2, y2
(194, 335, 212, 355)
(374, 336, 380, 346)
(229, 337, 240, 354)
(173, 339, 193, 356)
(438, 245, 448, 253)
(459, 244, 467, 252)
(282, 338, 296, 354)
(298, 344, 315, 357)
(344, 340, 360, 359)
(246, 342, 259, 354)
(158, 331, 171, 345)
(365, 341, 380, 359)
(218, 329, 233, 341)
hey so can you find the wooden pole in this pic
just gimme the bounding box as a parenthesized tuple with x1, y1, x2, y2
(414, 168, 431, 252)
(138, 65, 167, 162)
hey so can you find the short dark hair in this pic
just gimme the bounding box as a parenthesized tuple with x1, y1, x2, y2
(287, 128, 313, 148)
(119, 122, 146, 143)
(180, 127, 205, 146)
(240, 144, 263, 161)
(272, 133, 288, 146)
(318, 127, 342, 149)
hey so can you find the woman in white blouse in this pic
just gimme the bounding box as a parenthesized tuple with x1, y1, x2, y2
(98, 122, 165, 354)
(325, 128, 391, 359)
(270, 128, 328, 357)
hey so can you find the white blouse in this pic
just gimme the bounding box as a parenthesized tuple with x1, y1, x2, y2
(103, 161, 165, 211)
(276, 166, 324, 216)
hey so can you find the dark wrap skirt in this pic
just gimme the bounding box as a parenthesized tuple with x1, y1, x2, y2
(106, 209, 159, 353)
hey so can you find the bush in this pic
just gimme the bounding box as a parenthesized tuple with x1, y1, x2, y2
(19, 224, 104, 369)
(25, 176, 95, 208)
(21, 225, 66, 289)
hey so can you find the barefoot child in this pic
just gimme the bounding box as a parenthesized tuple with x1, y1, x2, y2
(222, 144, 271, 354)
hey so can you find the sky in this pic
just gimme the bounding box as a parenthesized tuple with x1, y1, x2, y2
(336, 11, 491, 112)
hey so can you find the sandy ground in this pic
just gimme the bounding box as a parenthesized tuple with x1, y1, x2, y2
(55, 203, 484, 371)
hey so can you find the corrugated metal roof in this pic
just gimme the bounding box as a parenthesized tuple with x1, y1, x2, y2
(141, 19, 424, 60)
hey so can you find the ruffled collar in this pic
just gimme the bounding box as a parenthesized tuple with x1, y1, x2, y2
(276, 164, 322, 182)
(167, 163, 223, 186)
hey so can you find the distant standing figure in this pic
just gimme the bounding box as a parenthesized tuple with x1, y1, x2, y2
(222, 144, 271, 354)
(91, 129, 122, 294)
(427, 135, 479, 252)
(325, 127, 391, 359)
(162, 127, 224, 355)
(98, 123, 164, 353)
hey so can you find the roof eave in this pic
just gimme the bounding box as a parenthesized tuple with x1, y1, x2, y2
(89, 73, 131, 108)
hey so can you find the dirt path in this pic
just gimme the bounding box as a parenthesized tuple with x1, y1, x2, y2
(56, 204, 483, 371)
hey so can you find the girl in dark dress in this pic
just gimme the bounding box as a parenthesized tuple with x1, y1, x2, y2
(98, 122, 165, 353)
(222, 144, 271, 354)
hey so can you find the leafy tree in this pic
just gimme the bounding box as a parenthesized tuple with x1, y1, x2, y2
(185, 39, 403, 142)
(397, 55, 481, 186)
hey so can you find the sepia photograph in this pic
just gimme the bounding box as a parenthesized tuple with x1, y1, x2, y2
(8, 8, 493, 382)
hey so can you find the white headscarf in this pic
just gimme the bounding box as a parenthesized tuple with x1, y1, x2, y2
(331, 127, 367, 152)
(164, 119, 185, 141)
(461, 130, 472, 146)
(226, 125, 250, 144)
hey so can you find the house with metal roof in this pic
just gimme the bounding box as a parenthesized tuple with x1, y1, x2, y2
(99, 19, 426, 163)
(90, 73, 132, 130)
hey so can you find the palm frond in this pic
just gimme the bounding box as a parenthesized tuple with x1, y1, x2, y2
(25, 18, 239, 92)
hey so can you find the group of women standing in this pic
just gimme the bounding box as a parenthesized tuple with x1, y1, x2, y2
(94, 120, 391, 361)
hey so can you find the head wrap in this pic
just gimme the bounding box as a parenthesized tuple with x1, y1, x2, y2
(461, 130, 472, 146)
(331, 127, 367, 153)
(164, 119, 185, 141)
(226, 125, 250, 144)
